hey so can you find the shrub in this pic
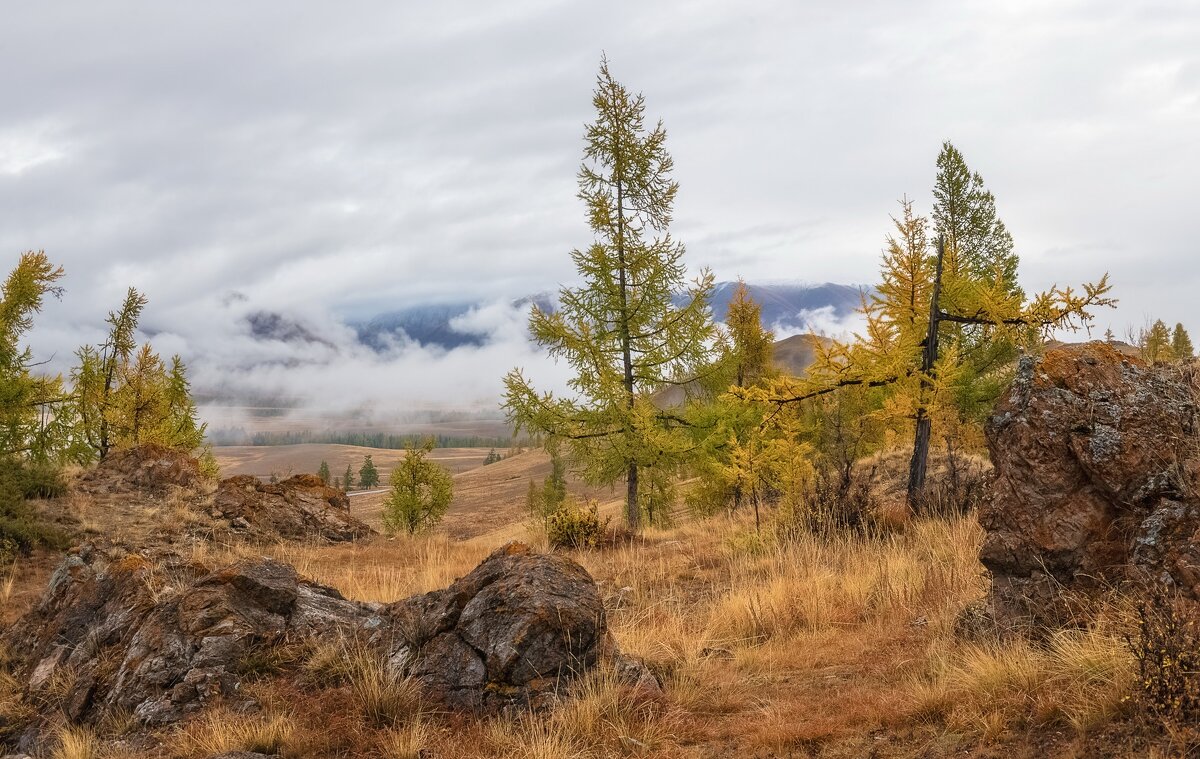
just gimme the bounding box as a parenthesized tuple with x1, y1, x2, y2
(545, 499, 610, 550)
(774, 463, 877, 539)
(912, 451, 990, 518)
(1126, 588, 1200, 726)
(0, 458, 69, 555)
(197, 444, 220, 481)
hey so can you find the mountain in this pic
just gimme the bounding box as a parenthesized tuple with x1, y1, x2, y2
(707, 281, 866, 332)
(351, 283, 865, 351)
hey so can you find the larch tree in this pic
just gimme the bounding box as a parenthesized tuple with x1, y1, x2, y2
(687, 280, 776, 519)
(754, 173, 1114, 502)
(1142, 319, 1173, 363)
(1171, 323, 1194, 360)
(342, 463, 355, 491)
(503, 58, 716, 531)
(159, 355, 205, 450)
(317, 460, 331, 485)
(0, 252, 68, 461)
(382, 440, 453, 535)
(72, 287, 147, 462)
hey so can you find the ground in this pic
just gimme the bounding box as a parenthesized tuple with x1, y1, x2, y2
(0, 446, 1170, 758)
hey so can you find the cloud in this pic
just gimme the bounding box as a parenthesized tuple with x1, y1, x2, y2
(3, 0, 1199, 424)
(771, 306, 869, 342)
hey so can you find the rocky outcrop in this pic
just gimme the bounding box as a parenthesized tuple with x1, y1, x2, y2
(75, 444, 204, 494)
(380, 542, 609, 713)
(981, 342, 1200, 628)
(5, 545, 374, 726)
(2, 542, 646, 742)
(210, 474, 374, 543)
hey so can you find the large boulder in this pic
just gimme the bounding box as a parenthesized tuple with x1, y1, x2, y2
(2, 541, 641, 743)
(4, 546, 375, 726)
(981, 342, 1200, 627)
(210, 474, 375, 543)
(380, 542, 608, 714)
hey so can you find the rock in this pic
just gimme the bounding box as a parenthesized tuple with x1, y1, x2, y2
(4, 541, 642, 732)
(379, 542, 610, 714)
(76, 444, 204, 494)
(981, 342, 1200, 628)
(211, 475, 374, 543)
(4, 547, 374, 726)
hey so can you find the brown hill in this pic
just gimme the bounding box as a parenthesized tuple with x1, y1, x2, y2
(772, 333, 832, 377)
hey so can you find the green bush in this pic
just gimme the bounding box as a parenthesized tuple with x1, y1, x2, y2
(0, 458, 69, 555)
(545, 499, 610, 550)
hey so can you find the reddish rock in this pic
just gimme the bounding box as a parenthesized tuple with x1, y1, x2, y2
(981, 342, 1200, 627)
(211, 474, 374, 543)
(76, 444, 203, 494)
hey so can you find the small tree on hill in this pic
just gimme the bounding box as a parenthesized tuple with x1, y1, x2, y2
(383, 440, 453, 535)
(483, 448, 501, 465)
(317, 460, 331, 485)
(343, 463, 355, 491)
(359, 455, 380, 490)
(1172, 323, 1194, 360)
(1143, 319, 1173, 363)
(73, 287, 146, 462)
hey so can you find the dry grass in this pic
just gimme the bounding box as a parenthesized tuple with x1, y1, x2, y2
(1, 559, 15, 608)
(377, 720, 432, 759)
(172, 710, 297, 758)
(50, 725, 102, 759)
(910, 623, 1135, 738)
(3, 466, 1155, 757)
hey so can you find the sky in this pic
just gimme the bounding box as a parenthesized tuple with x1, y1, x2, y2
(2, 1, 1198, 422)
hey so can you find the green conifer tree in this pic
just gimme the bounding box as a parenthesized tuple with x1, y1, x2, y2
(317, 460, 331, 485)
(504, 58, 716, 531)
(359, 455, 380, 490)
(1172, 323, 1194, 359)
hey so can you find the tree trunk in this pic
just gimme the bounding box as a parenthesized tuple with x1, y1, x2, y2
(614, 163, 639, 531)
(625, 462, 639, 529)
(907, 235, 946, 504)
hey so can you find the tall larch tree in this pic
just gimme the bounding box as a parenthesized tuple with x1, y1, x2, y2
(504, 58, 716, 531)
(755, 175, 1114, 501)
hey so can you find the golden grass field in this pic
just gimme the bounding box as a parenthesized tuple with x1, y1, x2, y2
(1, 446, 1163, 758)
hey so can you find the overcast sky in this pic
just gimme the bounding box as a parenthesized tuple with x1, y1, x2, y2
(2, 1, 1197, 417)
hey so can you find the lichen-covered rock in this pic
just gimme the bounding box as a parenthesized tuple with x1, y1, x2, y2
(211, 474, 374, 543)
(380, 542, 608, 714)
(981, 342, 1200, 627)
(3, 540, 641, 738)
(4, 546, 375, 726)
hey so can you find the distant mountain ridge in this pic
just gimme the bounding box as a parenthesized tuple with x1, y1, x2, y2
(352, 282, 867, 351)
